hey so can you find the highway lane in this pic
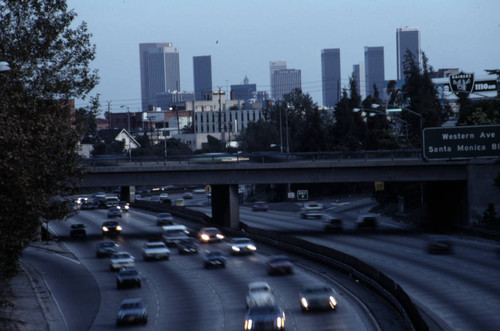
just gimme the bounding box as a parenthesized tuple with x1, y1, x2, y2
(186, 197, 500, 331)
(46, 207, 375, 330)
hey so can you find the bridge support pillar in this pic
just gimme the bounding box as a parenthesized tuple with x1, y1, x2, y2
(119, 186, 133, 202)
(211, 184, 240, 228)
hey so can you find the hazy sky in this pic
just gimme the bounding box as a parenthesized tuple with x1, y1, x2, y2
(67, 0, 500, 112)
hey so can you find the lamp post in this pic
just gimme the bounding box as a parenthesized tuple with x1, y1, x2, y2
(120, 105, 131, 162)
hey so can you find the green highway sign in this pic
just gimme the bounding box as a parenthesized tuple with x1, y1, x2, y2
(423, 124, 500, 160)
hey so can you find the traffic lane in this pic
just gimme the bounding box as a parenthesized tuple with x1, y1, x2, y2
(304, 234, 500, 331)
(22, 247, 100, 331)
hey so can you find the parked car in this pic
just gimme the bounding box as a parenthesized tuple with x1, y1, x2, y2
(116, 267, 141, 289)
(356, 214, 378, 229)
(176, 238, 199, 254)
(324, 217, 343, 232)
(107, 206, 122, 218)
(142, 241, 170, 261)
(156, 212, 174, 226)
(252, 201, 269, 212)
(299, 284, 338, 312)
(102, 220, 122, 236)
(300, 202, 324, 219)
(198, 227, 224, 243)
(70, 224, 87, 238)
(267, 255, 293, 275)
(110, 251, 135, 270)
(117, 201, 130, 212)
(95, 240, 119, 258)
(116, 298, 147, 326)
(427, 236, 453, 254)
(203, 250, 226, 269)
(244, 304, 285, 331)
(246, 281, 275, 308)
(227, 237, 257, 255)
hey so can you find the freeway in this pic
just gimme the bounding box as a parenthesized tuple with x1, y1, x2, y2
(33, 206, 404, 330)
(188, 196, 500, 331)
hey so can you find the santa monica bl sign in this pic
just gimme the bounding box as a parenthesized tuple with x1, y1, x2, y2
(423, 125, 500, 160)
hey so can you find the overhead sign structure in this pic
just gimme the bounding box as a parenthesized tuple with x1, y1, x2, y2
(423, 125, 500, 160)
(297, 190, 308, 201)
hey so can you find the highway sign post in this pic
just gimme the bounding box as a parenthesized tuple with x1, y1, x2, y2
(423, 124, 500, 160)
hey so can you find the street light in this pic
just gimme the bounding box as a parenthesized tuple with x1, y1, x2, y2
(0, 61, 11, 72)
(120, 105, 131, 161)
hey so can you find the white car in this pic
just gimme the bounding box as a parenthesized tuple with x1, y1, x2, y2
(142, 242, 170, 261)
(300, 202, 324, 219)
(227, 237, 257, 255)
(110, 252, 135, 270)
(246, 281, 275, 308)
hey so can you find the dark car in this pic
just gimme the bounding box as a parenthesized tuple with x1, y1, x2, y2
(95, 240, 119, 258)
(176, 238, 199, 254)
(70, 224, 87, 238)
(102, 221, 122, 236)
(356, 214, 378, 229)
(252, 201, 269, 212)
(204, 251, 227, 269)
(299, 284, 338, 312)
(198, 227, 225, 243)
(427, 236, 453, 254)
(116, 298, 148, 326)
(107, 206, 122, 218)
(324, 217, 343, 232)
(183, 192, 194, 199)
(244, 304, 286, 331)
(156, 212, 174, 226)
(267, 255, 293, 275)
(117, 201, 130, 212)
(116, 267, 141, 289)
(81, 198, 99, 210)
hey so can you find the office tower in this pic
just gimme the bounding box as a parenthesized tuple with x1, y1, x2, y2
(193, 55, 212, 101)
(396, 27, 420, 81)
(272, 69, 302, 101)
(270, 61, 287, 100)
(321, 48, 341, 107)
(353, 63, 366, 101)
(364, 46, 385, 98)
(231, 76, 257, 109)
(139, 43, 180, 111)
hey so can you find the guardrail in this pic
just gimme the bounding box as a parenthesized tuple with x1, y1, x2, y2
(80, 149, 423, 167)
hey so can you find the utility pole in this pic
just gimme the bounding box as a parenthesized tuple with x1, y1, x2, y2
(106, 101, 112, 129)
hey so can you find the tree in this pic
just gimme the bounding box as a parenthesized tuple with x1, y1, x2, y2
(74, 94, 101, 140)
(0, 0, 99, 278)
(239, 118, 279, 152)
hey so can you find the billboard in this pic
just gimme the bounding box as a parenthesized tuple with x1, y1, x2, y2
(423, 125, 500, 160)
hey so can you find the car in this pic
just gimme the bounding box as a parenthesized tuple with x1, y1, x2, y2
(142, 241, 170, 260)
(427, 236, 453, 254)
(116, 267, 141, 289)
(117, 201, 130, 212)
(156, 212, 174, 226)
(69, 223, 87, 238)
(134, 194, 143, 201)
(356, 214, 378, 229)
(252, 201, 269, 212)
(244, 304, 285, 331)
(110, 251, 135, 270)
(267, 255, 293, 275)
(107, 206, 122, 218)
(176, 238, 199, 254)
(159, 193, 169, 203)
(183, 192, 193, 199)
(203, 250, 226, 269)
(102, 220, 122, 236)
(81, 198, 99, 209)
(198, 227, 225, 243)
(300, 202, 324, 219)
(193, 188, 206, 194)
(299, 284, 338, 312)
(162, 225, 190, 246)
(246, 282, 275, 308)
(227, 237, 257, 255)
(324, 217, 343, 232)
(95, 240, 119, 258)
(104, 196, 119, 208)
(174, 198, 185, 206)
(150, 195, 161, 203)
(116, 298, 148, 326)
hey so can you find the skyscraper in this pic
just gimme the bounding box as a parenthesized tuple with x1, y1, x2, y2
(396, 27, 421, 81)
(364, 46, 385, 98)
(271, 69, 301, 101)
(321, 48, 341, 107)
(193, 55, 212, 100)
(353, 63, 366, 101)
(139, 43, 180, 111)
(270, 61, 287, 100)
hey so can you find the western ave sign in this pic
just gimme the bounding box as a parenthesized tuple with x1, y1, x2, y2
(423, 124, 500, 160)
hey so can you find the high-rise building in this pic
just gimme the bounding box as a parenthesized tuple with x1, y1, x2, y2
(271, 69, 301, 101)
(364, 46, 385, 98)
(269, 61, 287, 100)
(353, 63, 366, 101)
(396, 27, 420, 81)
(231, 76, 257, 109)
(321, 48, 341, 107)
(193, 55, 212, 101)
(139, 43, 180, 111)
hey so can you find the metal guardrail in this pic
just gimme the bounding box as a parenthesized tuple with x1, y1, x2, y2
(80, 149, 423, 167)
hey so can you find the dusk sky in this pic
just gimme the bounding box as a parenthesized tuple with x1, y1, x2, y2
(67, 0, 500, 112)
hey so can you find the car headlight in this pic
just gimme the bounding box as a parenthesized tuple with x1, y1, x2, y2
(124, 205, 129, 210)
(300, 297, 308, 308)
(329, 296, 337, 307)
(201, 234, 209, 241)
(244, 319, 252, 330)
(102, 227, 109, 232)
(116, 226, 122, 231)
(116, 206, 121, 209)
(277, 316, 284, 328)
(247, 245, 256, 251)
(232, 246, 240, 252)
(216, 234, 224, 239)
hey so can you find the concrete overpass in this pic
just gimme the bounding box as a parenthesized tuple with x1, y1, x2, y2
(81, 157, 500, 230)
